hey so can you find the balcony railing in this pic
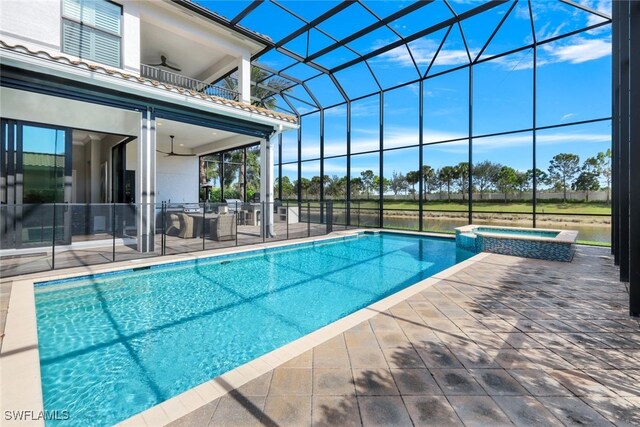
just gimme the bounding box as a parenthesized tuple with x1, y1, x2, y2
(140, 64, 239, 101)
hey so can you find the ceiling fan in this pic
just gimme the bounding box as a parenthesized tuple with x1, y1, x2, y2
(150, 55, 181, 72)
(157, 135, 195, 157)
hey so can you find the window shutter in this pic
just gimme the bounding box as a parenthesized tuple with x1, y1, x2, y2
(93, 1, 121, 35)
(61, 0, 121, 68)
(62, 20, 92, 59)
(62, 0, 120, 35)
(61, 0, 83, 22)
(93, 31, 121, 67)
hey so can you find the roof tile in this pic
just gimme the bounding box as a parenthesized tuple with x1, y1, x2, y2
(0, 40, 298, 124)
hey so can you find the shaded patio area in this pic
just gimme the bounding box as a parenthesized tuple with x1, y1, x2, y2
(166, 246, 639, 427)
(0, 222, 334, 277)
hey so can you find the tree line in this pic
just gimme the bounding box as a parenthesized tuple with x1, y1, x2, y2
(276, 150, 611, 203)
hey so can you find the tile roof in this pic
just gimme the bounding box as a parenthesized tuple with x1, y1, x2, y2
(0, 40, 298, 125)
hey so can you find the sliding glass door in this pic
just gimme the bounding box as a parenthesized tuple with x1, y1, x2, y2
(1, 119, 72, 248)
(22, 124, 67, 203)
(199, 144, 260, 203)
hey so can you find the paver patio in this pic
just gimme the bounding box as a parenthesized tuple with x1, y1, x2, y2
(167, 245, 640, 426)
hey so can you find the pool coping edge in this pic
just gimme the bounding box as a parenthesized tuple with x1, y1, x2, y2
(0, 278, 44, 426)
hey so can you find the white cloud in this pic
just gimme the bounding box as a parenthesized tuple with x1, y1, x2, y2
(281, 163, 298, 173)
(280, 127, 610, 178)
(432, 48, 470, 66)
(322, 162, 347, 174)
(382, 128, 419, 149)
(488, 50, 535, 70)
(422, 130, 610, 155)
(536, 132, 610, 144)
(351, 99, 380, 118)
(515, 3, 532, 20)
(350, 138, 379, 154)
(536, 21, 569, 42)
(372, 45, 418, 68)
(561, 113, 576, 120)
(322, 98, 378, 119)
(295, 106, 312, 115)
(287, 127, 610, 161)
(481, 36, 610, 71)
(373, 33, 609, 74)
(578, 0, 611, 28)
(323, 105, 347, 117)
(542, 37, 610, 64)
(424, 130, 468, 143)
(373, 38, 469, 69)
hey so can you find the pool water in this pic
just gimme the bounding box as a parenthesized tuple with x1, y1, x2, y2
(35, 233, 472, 426)
(475, 227, 559, 239)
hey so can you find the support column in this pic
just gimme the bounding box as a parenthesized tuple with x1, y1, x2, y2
(629, 0, 640, 317)
(418, 80, 424, 232)
(237, 54, 251, 104)
(619, 1, 630, 283)
(63, 128, 73, 245)
(137, 108, 156, 252)
(612, 0, 620, 260)
(260, 128, 278, 238)
(468, 65, 473, 224)
(89, 136, 102, 203)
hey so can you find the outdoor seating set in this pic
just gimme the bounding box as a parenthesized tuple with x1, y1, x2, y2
(164, 199, 265, 241)
(165, 211, 236, 241)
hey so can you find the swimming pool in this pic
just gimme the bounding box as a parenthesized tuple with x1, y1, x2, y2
(35, 232, 472, 426)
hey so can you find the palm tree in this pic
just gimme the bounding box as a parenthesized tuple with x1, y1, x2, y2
(222, 66, 292, 110)
(422, 165, 436, 196)
(405, 171, 419, 200)
(454, 162, 469, 201)
(439, 166, 457, 203)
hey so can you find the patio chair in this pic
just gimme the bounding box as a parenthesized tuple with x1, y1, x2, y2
(165, 213, 196, 238)
(210, 214, 236, 241)
(225, 199, 248, 225)
(165, 213, 181, 236)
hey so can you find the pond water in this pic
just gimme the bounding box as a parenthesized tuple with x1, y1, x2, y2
(370, 215, 610, 244)
(309, 210, 611, 244)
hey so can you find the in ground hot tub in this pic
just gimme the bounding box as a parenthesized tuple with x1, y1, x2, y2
(455, 225, 578, 262)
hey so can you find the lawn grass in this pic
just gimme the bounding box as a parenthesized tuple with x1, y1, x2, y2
(345, 200, 611, 215)
(577, 240, 611, 247)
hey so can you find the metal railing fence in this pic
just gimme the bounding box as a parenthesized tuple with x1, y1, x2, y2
(140, 64, 240, 101)
(0, 200, 351, 278)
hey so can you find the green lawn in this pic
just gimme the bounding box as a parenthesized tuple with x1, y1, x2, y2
(343, 200, 611, 215)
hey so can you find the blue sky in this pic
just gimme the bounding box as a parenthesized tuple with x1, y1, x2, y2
(20, 126, 66, 155)
(198, 0, 612, 188)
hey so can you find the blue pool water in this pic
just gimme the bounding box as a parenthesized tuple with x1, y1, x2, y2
(475, 227, 559, 239)
(35, 233, 472, 426)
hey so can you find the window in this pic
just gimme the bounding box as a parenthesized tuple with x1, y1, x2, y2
(62, 0, 122, 68)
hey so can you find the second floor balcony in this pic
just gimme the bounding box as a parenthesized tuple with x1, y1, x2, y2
(140, 63, 239, 101)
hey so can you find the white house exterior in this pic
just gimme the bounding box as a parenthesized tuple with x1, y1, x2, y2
(0, 0, 297, 252)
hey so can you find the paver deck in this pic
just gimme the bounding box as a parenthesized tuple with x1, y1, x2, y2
(167, 245, 639, 426)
